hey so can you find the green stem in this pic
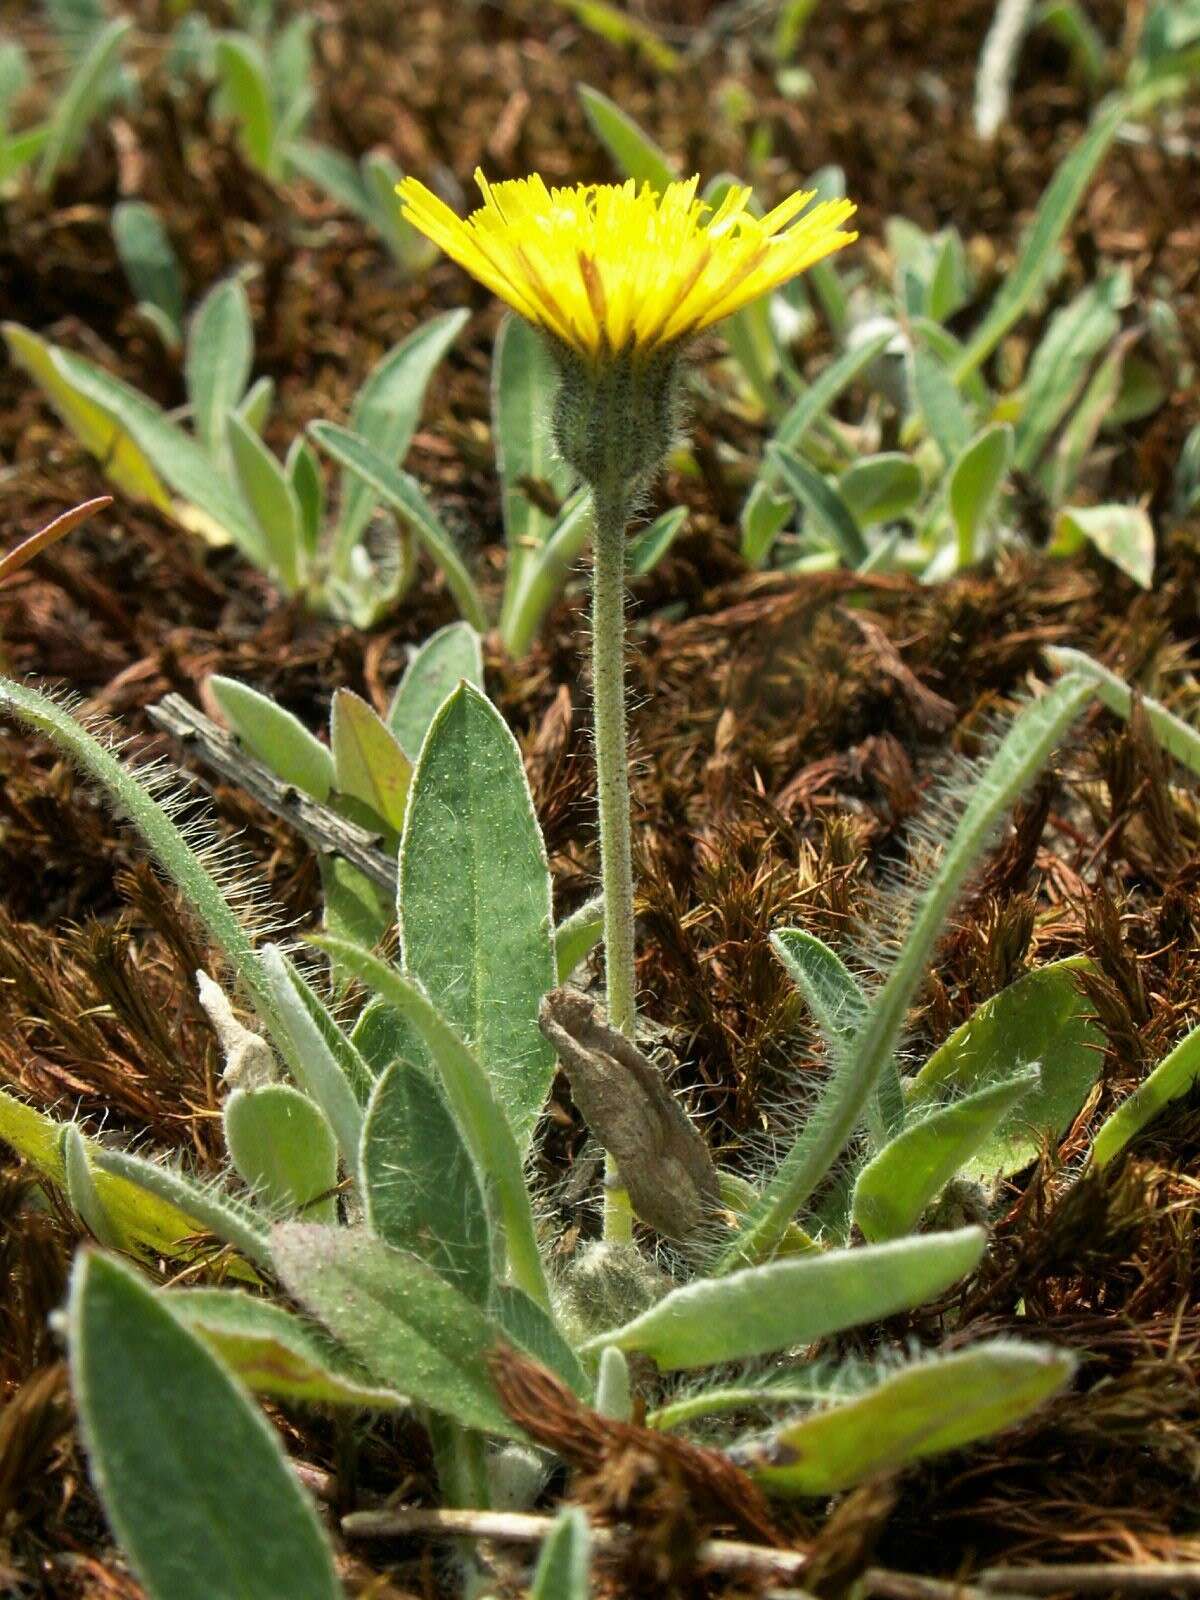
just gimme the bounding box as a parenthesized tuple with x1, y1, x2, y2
(591, 487, 637, 1244)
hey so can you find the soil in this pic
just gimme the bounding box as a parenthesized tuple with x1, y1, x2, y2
(1, 1, 1199, 1596)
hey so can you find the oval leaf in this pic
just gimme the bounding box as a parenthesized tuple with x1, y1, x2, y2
(224, 1084, 338, 1223)
(387, 620, 484, 759)
(209, 675, 334, 801)
(398, 681, 555, 1153)
(331, 687, 412, 832)
(69, 1252, 340, 1600)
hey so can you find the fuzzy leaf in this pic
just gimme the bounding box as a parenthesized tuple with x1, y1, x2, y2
(112, 201, 184, 341)
(553, 894, 605, 983)
(588, 1228, 985, 1370)
(838, 454, 922, 528)
(260, 947, 365, 1167)
(335, 309, 469, 561)
(209, 675, 334, 801)
(530, 1507, 591, 1600)
(361, 1060, 493, 1304)
(738, 1340, 1076, 1496)
(907, 958, 1105, 1179)
(950, 422, 1013, 565)
(186, 275, 254, 459)
(1093, 1016, 1200, 1167)
(92, 1148, 272, 1270)
(169, 1288, 403, 1408)
(272, 1223, 520, 1438)
(852, 1068, 1040, 1240)
(577, 83, 673, 190)
(1054, 504, 1155, 590)
(399, 682, 556, 1153)
(627, 505, 688, 575)
(387, 620, 484, 759)
(491, 1284, 589, 1398)
(69, 1254, 340, 1600)
(912, 346, 971, 464)
(767, 444, 868, 566)
(226, 411, 303, 588)
(37, 16, 129, 190)
(224, 1084, 338, 1223)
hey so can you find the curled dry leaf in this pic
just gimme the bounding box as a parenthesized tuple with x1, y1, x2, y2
(538, 987, 719, 1240)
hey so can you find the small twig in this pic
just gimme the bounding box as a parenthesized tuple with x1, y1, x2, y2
(343, 1506, 812, 1582)
(147, 693, 398, 893)
(978, 1563, 1200, 1596)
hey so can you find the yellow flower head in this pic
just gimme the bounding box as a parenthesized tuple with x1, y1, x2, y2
(397, 170, 857, 363)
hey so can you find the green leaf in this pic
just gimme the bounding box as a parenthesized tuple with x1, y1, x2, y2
(741, 329, 892, 564)
(237, 374, 275, 435)
(771, 928, 868, 1053)
(387, 621, 484, 759)
(1014, 274, 1126, 471)
(852, 1068, 1040, 1240)
(1043, 646, 1200, 779)
(493, 314, 574, 634)
(554, 893, 605, 982)
(399, 683, 556, 1153)
(215, 33, 276, 176)
(351, 995, 431, 1078)
(37, 17, 130, 191)
(335, 308, 469, 565)
(908, 958, 1106, 1179)
(285, 137, 373, 218)
(62, 1124, 119, 1247)
(260, 947, 365, 1168)
(311, 421, 488, 630)
(112, 202, 185, 343)
(740, 1340, 1075, 1496)
(330, 688, 412, 832)
(319, 856, 393, 954)
(69, 1253, 340, 1600)
(1093, 1017, 1200, 1166)
(767, 445, 868, 566)
(912, 346, 971, 464)
(838, 454, 922, 528)
(2, 322, 171, 510)
(491, 1284, 589, 1398)
(950, 423, 1013, 565)
(92, 1149, 273, 1270)
(588, 1227, 985, 1370)
(557, 0, 680, 70)
(956, 96, 1128, 380)
(576, 83, 673, 191)
(224, 1084, 338, 1223)
(1054, 504, 1155, 589)
(187, 276, 254, 461)
(627, 505, 688, 575)
(530, 1507, 591, 1600)
(286, 435, 325, 555)
(272, 1223, 520, 1437)
(209, 675, 334, 800)
(362, 1060, 493, 1304)
(308, 939, 550, 1311)
(170, 1289, 404, 1408)
(226, 411, 303, 589)
(718, 676, 1095, 1270)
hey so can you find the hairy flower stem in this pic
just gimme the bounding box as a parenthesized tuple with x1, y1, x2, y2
(591, 486, 637, 1244)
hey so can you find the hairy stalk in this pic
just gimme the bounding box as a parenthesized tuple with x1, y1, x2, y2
(717, 673, 1094, 1271)
(591, 486, 638, 1244)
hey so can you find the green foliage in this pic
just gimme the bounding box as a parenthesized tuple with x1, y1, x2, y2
(69, 1253, 342, 1600)
(112, 202, 186, 348)
(4, 298, 465, 624)
(11, 655, 1186, 1563)
(530, 1507, 591, 1600)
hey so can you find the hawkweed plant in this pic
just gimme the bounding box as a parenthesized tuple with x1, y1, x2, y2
(398, 170, 857, 1237)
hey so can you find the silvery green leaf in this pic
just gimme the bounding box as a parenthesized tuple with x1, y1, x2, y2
(260, 946, 364, 1167)
(285, 435, 325, 555)
(1053, 503, 1155, 590)
(911, 346, 971, 464)
(530, 1507, 591, 1600)
(738, 1340, 1076, 1496)
(491, 1284, 589, 1398)
(37, 17, 130, 190)
(112, 201, 185, 344)
(768, 444, 868, 566)
(1093, 1015, 1200, 1167)
(92, 1149, 273, 1270)
(186, 275, 254, 460)
(224, 1084, 338, 1223)
(214, 33, 276, 176)
(362, 1060, 493, 1304)
(398, 682, 556, 1153)
(226, 412, 303, 589)
(62, 1123, 119, 1246)
(335, 308, 469, 563)
(387, 620, 484, 759)
(587, 1227, 986, 1370)
(838, 454, 922, 528)
(907, 957, 1105, 1179)
(577, 82, 673, 190)
(69, 1253, 341, 1600)
(949, 422, 1013, 565)
(209, 675, 334, 800)
(627, 505, 687, 575)
(272, 1223, 520, 1437)
(1013, 273, 1126, 471)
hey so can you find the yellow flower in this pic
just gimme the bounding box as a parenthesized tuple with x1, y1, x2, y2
(397, 170, 857, 362)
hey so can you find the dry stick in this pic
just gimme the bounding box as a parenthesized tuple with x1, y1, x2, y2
(0, 495, 114, 583)
(341, 1508, 1056, 1600)
(977, 1565, 1200, 1596)
(147, 693, 398, 892)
